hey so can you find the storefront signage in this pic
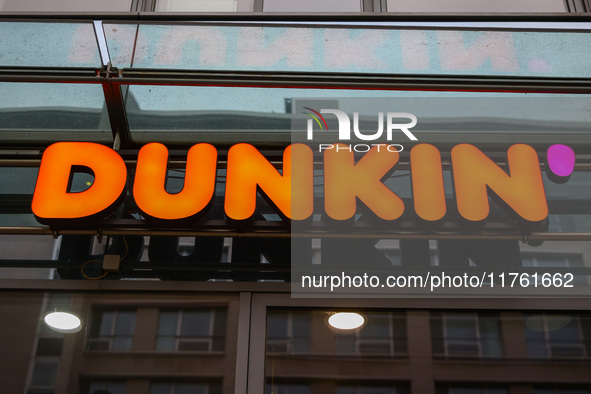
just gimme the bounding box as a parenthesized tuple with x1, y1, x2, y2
(31, 142, 574, 225)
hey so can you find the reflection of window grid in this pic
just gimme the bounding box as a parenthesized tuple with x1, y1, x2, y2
(260, 0, 367, 12)
(312, 248, 439, 266)
(533, 387, 591, 394)
(28, 359, 60, 393)
(521, 253, 585, 285)
(145, 0, 391, 12)
(336, 313, 407, 357)
(521, 252, 583, 268)
(384, 0, 569, 12)
(265, 381, 311, 394)
(433, 312, 502, 358)
(155, 0, 237, 12)
(525, 314, 590, 359)
(436, 386, 508, 394)
(337, 383, 409, 394)
(266, 311, 311, 354)
(151, 381, 221, 394)
(88, 309, 136, 351)
(27, 335, 64, 393)
(156, 308, 226, 352)
(443, 313, 481, 356)
(86, 379, 126, 394)
(549, 215, 576, 232)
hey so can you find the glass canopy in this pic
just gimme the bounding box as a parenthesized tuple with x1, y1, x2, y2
(1, 18, 591, 146)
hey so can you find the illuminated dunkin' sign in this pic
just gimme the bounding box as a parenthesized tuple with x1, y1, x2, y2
(31, 142, 575, 225)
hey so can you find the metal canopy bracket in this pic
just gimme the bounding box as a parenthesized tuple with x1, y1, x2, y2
(93, 20, 132, 149)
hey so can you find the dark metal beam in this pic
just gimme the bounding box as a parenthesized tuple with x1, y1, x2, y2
(0, 66, 101, 83)
(113, 69, 591, 94)
(1, 13, 591, 23)
(2, 67, 591, 95)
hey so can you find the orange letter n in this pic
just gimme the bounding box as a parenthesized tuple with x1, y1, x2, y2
(452, 144, 548, 222)
(225, 143, 313, 220)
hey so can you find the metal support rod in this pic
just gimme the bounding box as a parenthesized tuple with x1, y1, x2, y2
(102, 76, 133, 148)
(92, 20, 112, 67)
(2, 226, 591, 240)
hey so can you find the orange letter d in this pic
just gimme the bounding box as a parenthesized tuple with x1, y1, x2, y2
(32, 142, 127, 223)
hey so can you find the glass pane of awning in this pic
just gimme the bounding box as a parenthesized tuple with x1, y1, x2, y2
(0, 82, 112, 144)
(0, 21, 100, 67)
(125, 86, 591, 145)
(110, 23, 591, 78)
(2, 20, 591, 79)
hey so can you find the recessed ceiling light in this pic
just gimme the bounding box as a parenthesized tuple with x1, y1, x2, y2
(44, 311, 82, 333)
(328, 312, 365, 330)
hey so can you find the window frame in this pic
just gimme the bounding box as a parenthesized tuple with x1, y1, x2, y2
(335, 312, 407, 357)
(156, 307, 227, 353)
(431, 311, 503, 359)
(525, 313, 589, 359)
(87, 309, 137, 352)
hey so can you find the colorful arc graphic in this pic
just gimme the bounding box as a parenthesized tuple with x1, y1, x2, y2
(303, 107, 329, 131)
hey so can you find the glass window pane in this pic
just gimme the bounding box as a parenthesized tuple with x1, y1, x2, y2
(0, 292, 237, 392)
(114, 312, 136, 336)
(175, 383, 208, 394)
(88, 339, 110, 351)
(0, 168, 45, 229)
(267, 311, 289, 339)
(291, 312, 311, 338)
(386, 0, 566, 12)
(266, 305, 407, 394)
(178, 341, 210, 351)
(488, 390, 508, 394)
(263, 0, 361, 12)
(36, 338, 64, 357)
(335, 336, 356, 354)
(445, 314, 477, 339)
(111, 337, 133, 351)
(156, 337, 176, 351)
(158, 312, 179, 336)
(361, 315, 390, 338)
(0, 235, 56, 280)
(0, 167, 38, 195)
(151, 382, 219, 394)
(479, 316, 502, 357)
(265, 383, 311, 394)
(0, 0, 131, 12)
(125, 86, 591, 146)
(212, 309, 227, 336)
(31, 361, 59, 387)
(180, 311, 211, 337)
(338, 387, 396, 394)
(99, 312, 114, 337)
(88, 381, 127, 394)
(0, 22, 99, 67)
(151, 383, 171, 394)
(525, 314, 549, 358)
(547, 316, 580, 341)
(105, 382, 127, 394)
(0, 83, 112, 144)
(156, 0, 237, 12)
(124, 24, 591, 78)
